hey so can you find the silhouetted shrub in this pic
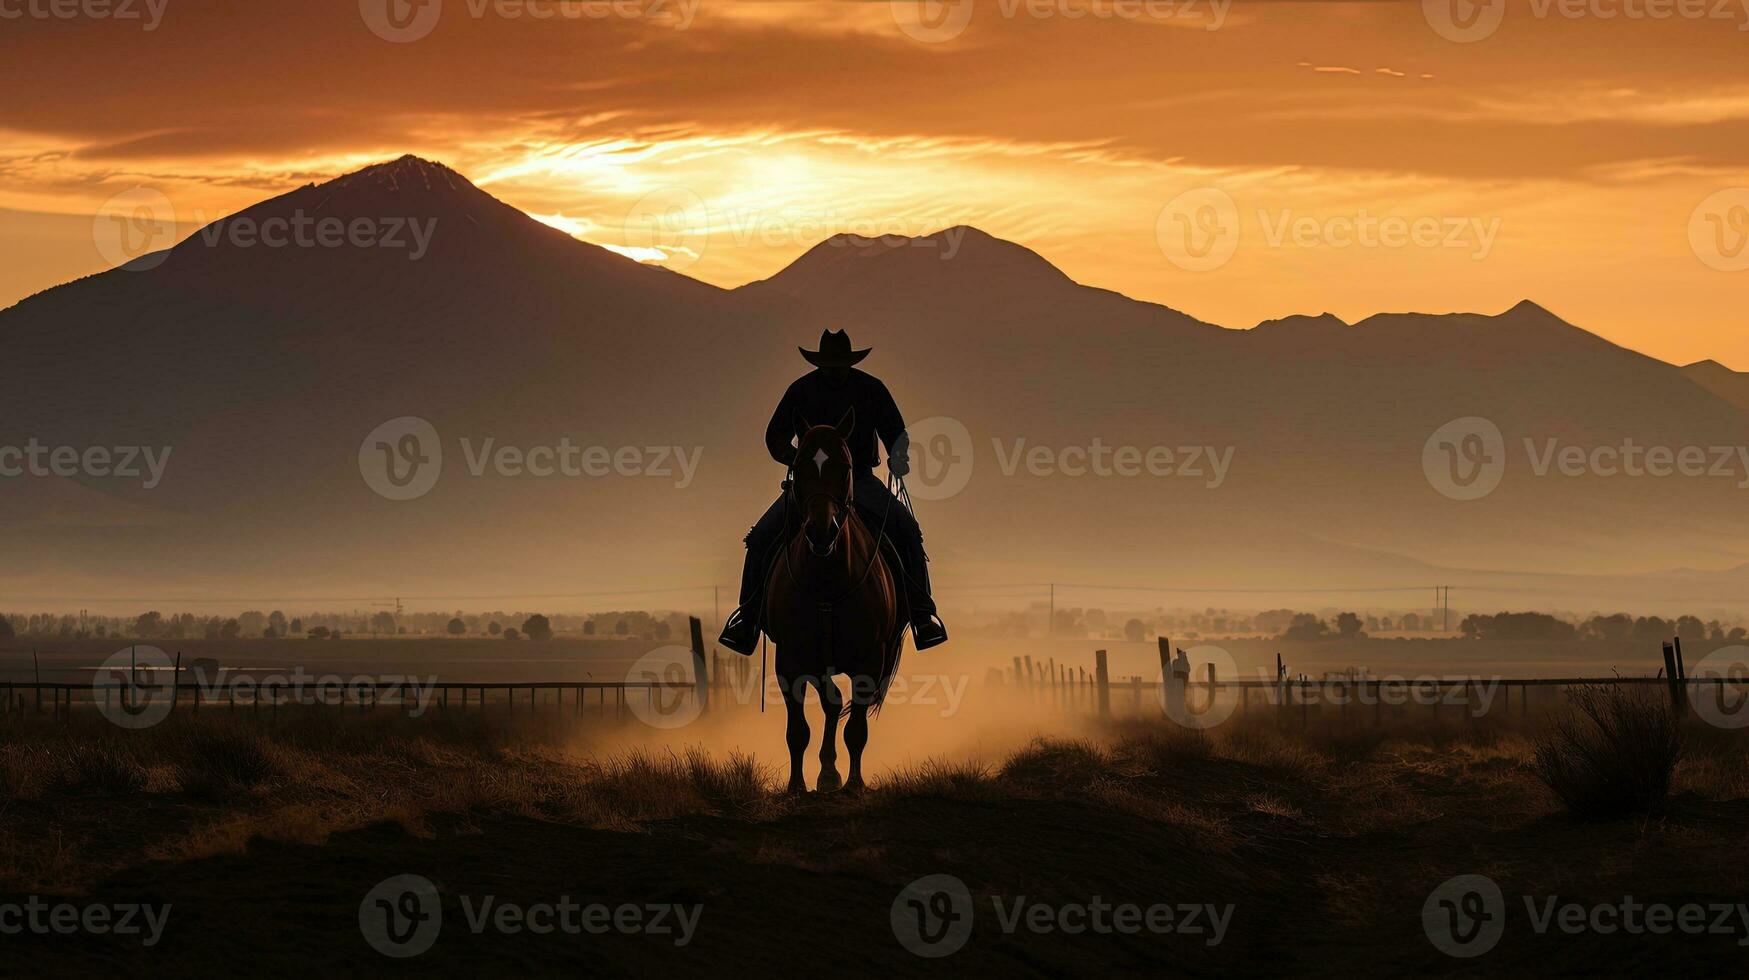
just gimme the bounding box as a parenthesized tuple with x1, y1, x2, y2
(1532, 685, 1680, 818)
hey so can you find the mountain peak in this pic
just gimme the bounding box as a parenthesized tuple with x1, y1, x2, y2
(1501, 298, 1558, 320)
(745, 225, 1073, 302)
(1253, 312, 1348, 331)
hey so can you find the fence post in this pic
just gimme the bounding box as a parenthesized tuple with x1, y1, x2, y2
(1661, 642, 1683, 712)
(689, 616, 710, 715)
(1094, 650, 1110, 717)
(1673, 636, 1688, 713)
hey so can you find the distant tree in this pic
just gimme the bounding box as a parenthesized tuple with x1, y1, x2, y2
(1122, 618, 1146, 643)
(1631, 616, 1672, 643)
(1675, 616, 1707, 643)
(220, 618, 241, 640)
(262, 626, 280, 639)
(654, 620, 671, 641)
(1581, 614, 1633, 642)
(1335, 612, 1364, 637)
(1730, 627, 1748, 643)
(268, 611, 287, 636)
(1460, 612, 1575, 641)
(447, 617, 466, 636)
(134, 611, 165, 638)
(614, 618, 628, 636)
(522, 614, 553, 641)
(1282, 613, 1330, 642)
(370, 611, 397, 635)
(238, 610, 267, 636)
(0, 616, 12, 639)
(307, 626, 330, 639)
(488, 621, 502, 636)
(1378, 616, 1393, 631)
(503, 628, 521, 640)
(1401, 612, 1423, 631)
(583, 619, 597, 636)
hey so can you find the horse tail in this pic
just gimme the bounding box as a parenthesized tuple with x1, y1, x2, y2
(867, 569, 907, 717)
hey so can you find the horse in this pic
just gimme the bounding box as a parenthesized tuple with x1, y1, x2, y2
(762, 408, 906, 793)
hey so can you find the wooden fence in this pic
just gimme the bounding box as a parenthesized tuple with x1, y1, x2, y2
(992, 637, 1749, 726)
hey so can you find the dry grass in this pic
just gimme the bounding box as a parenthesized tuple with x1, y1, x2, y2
(1531, 684, 1683, 818)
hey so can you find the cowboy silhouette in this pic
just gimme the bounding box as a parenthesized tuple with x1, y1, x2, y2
(718, 329, 948, 654)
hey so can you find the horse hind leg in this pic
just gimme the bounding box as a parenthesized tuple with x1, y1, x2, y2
(814, 674, 844, 793)
(778, 672, 810, 793)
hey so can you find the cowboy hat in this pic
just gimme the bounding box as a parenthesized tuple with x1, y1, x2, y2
(798, 329, 871, 368)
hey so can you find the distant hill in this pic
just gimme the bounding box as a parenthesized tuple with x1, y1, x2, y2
(5, 157, 1749, 611)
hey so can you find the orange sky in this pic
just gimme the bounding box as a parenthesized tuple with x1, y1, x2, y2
(2, 0, 1747, 364)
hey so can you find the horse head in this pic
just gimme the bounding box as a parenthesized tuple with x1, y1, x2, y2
(790, 407, 856, 557)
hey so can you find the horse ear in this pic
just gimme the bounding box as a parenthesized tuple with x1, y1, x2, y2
(793, 411, 811, 442)
(835, 407, 856, 440)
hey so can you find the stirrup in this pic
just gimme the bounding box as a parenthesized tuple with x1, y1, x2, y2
(718, 606, 759, 656)
(911, 612, 948, 650)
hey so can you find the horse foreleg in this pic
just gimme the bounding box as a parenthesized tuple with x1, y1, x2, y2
(778, 672, 810, 793)
(815, 675, 844, 792)
(844, 694, 871, 793)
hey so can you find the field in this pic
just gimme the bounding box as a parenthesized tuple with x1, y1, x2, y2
(2, 674, 1747, 977)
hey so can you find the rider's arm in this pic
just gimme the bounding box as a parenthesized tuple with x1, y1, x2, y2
(765, 382, 800, 468)
(873, 380, 908, 469)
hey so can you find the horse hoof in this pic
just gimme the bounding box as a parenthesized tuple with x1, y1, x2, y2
(816, 770, 843, 793)
(843, 778, 866, 795)
(786, 782, 809, 796)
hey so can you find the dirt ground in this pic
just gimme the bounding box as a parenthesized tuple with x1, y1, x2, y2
(2, 705, 1746, 977)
